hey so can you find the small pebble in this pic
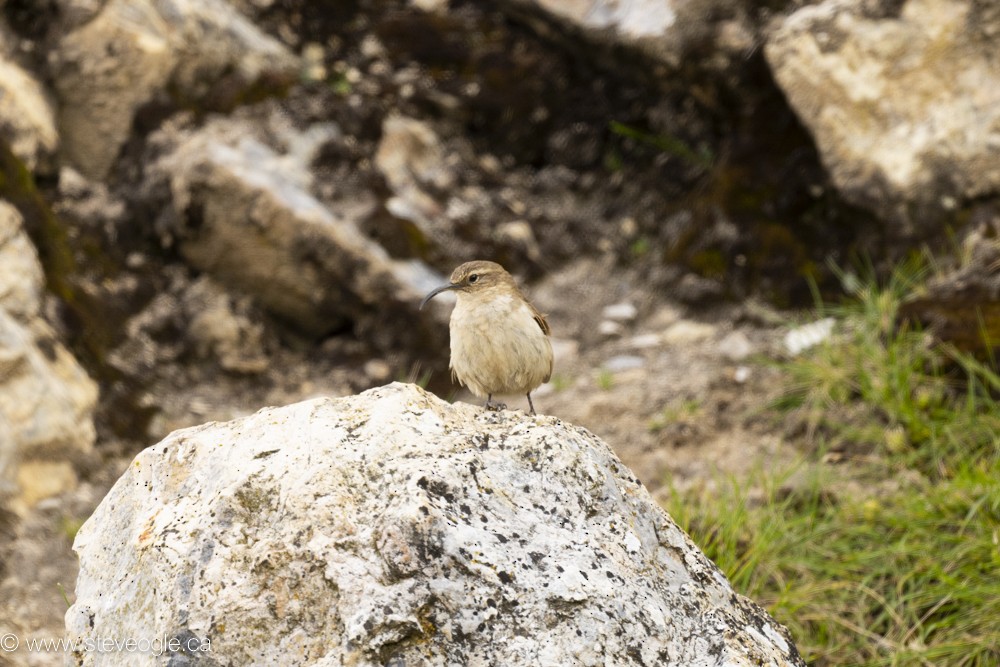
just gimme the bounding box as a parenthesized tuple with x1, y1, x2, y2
(364, 359, 391, 382)
(784, 318, 835, 355)
(718, 331, 753, 361)
(598, 320, 623, 337)
(603, 302, 638, 322)
(662, 320, 716, 345)
(627, 333, 661, 349)
(604, 355, 645, 373)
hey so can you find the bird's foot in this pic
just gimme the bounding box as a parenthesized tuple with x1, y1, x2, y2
(485, 395, 507, 411)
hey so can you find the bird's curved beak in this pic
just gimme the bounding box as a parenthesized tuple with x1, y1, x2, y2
(420, 283, 458, 310)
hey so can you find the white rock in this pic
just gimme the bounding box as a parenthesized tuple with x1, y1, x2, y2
(496, 220, 541, 261)
(375, 115, 456, 237)
(647, 304, 683, 329)
(627, 333, 662, 349)
(410, 0, 449, 12)
(184, 277, 269, 374)
(784, 317, 835, 356)
(602, 302, 638, 322)
(363, 359, 392, 382)
(598, 320, 624, 337)
(68, 383, 803, 666)
(497, 0, 753, 71)
(0, 309, 97, 512)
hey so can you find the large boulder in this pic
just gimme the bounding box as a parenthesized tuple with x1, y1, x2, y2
(67, 382, 803, 666)
(0, 201, 97, 511)
(766, 0, 1000, 235)
(49, 0, 299, 179)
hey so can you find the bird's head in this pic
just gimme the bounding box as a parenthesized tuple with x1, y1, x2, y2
(420, 260, 513, 308)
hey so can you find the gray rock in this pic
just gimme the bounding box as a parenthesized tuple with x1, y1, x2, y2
(50, 0, 299, 178)
(717, 330, 753, 362)
(146, 113, 447, 345)
(183, 276, 271, 374)
(0, 202, 97, 511)
(604, 354, 645, 372)
(68, 383, 803, 666)
(107, 272, 274, 380)
(766, 0, 1000, 234)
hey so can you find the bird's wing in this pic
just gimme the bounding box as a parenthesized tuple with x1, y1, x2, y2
(531, 304, 553, 382)
(528, 301, 551, 336)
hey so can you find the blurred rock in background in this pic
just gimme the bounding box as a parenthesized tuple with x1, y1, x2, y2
(0, 201, 96, 514)
(767, 0, 1000, 237)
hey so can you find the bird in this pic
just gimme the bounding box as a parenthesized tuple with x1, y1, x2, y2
(420, 260, 553, 415)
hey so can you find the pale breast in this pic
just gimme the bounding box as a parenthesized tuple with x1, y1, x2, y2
(449, 293, 553, 396)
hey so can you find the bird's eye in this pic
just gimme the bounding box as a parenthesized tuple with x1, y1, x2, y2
(468, 274, 479, 283)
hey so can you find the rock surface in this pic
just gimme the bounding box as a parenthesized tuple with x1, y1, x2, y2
(68, 383, 803, 666)
(0, 201, 97, 510)
(766, 0, 1000, 234)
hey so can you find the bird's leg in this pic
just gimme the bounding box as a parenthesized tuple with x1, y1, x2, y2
(485, 394, 506, 411)
(526, 393, 536, 416)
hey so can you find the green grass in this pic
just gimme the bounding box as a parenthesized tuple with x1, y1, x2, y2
(667, 463, 1000, 666)
(608, 121, 714, 169)
(648, 398, 701, 432)
(596, 368, 614, 391)
(775, 262, 1000, 478)
(666, 263, 1000, 666)
(630, 237, 651, 257)
(59, 515, 85, 542)
(399, 362, 433, 389)
(549, 373, 572, 392)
